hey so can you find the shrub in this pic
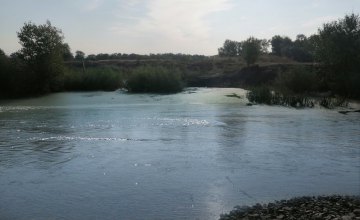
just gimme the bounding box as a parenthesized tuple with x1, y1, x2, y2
(246, 86, 272, 104)
(247, 86, 315, 108)
(274, 66, 318, 94)
(125, 66, 183, 93)
(64, 66, 122, 91)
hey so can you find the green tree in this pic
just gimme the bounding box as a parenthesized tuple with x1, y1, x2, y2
(271, 34, 314, 62)
(0, 49, 33, 97)
(241, 37, 262, 66)
(291, 34, 314, 62)
(75, 50, 85, 60)
(314, 13, 360, 97)
(271, 35, 292, 56)
(0, 49, 10, 96)
(96, 53, 110, 60)
(259, 39, 270, 53)
(62, 43, 73, 61)
(0, 48, 5, 57)
(17, 20, 66, 93)
(86, 54, 97, 61)
(218, 39, 241, 56)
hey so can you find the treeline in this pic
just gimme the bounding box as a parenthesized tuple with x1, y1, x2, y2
(0, 14, 359, 99)
(218, 34, 313, 63)
(0, 21, 186, 98)
(72, 51, 208, 62)
(218, 13, 360, 98)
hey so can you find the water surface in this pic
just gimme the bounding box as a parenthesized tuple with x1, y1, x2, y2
(0, 88, 359, 220)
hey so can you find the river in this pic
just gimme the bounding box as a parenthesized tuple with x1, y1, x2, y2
(0, 88, 359, 220)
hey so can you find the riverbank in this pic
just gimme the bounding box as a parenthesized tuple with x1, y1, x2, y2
(220, 195, 360, 220)
(2, 55, 358, 100)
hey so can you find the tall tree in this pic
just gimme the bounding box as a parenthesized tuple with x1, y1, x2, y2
(75, 50, 85, 60)
(0, 49, 10, 96)
(17, 20, 66, 93)
(291, 34, 314, 62)
(271, 35, 314, 62)
(218, 39, 241, 56)
(270, 35, 292, 57)
(241, 37, 262, 66)
(62, 43, 73, 61)
(314, 13, 360, 97)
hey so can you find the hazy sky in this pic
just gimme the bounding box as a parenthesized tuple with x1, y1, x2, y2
(0, 0, 359, 55)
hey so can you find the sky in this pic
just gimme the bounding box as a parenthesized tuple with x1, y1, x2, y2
(0, 0, 359, 56)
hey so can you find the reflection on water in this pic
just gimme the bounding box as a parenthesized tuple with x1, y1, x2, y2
(0, 88, 359, 220)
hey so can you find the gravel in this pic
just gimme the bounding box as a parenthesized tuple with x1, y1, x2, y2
(220, 195, 360, 220)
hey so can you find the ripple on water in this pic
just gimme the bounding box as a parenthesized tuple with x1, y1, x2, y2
(0, 106, 45, 112)
(26, 136, 177, 142)
(150, 117, 210, 127)
(27, 136, 130, 142)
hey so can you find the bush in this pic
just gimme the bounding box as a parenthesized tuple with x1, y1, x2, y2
(125, 66, 184, 93)
(246, 86, 272, 104)
(247, 86, 315, 108)
(64, 66, 123, 91)
(0, 52, 39, 98)
(274, 66, 318, 94)
(314, 13, 360, 98)
(0, 53, 13, 98)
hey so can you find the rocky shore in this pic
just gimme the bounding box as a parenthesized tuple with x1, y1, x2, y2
(220, 195, 360, 220)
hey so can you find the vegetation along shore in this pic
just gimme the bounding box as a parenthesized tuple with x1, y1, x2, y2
(0, 13, 359, 104)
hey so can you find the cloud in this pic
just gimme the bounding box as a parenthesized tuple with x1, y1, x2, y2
(146, 0, 231, 39)
(110, 0, 232, 54)
(84, 0, 104, 11)
(301, 15, 339, 29)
